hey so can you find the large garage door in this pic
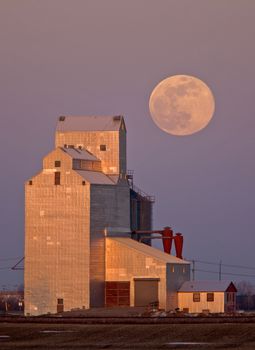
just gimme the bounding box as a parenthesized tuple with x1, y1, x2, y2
(105, 281, 130, 307)
(134, 278, 159, 307)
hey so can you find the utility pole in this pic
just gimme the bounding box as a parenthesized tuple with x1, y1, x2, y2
(219, 260, 222, 281)
(192, 260, 195, 281)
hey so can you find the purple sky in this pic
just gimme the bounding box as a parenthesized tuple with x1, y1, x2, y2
(1, 0, 255, 287)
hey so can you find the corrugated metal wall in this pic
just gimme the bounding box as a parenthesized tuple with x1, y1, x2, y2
(166, 263, 190, 310)
(130, 189, 153, 245)
(90, 182, 130, 307)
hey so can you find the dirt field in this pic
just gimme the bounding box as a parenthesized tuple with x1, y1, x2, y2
(1, 323, 255, 350)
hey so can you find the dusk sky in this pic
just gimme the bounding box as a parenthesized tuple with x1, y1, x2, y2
(1, 0, 255, 287)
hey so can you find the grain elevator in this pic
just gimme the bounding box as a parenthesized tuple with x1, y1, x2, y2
(24, 115, 190, 315)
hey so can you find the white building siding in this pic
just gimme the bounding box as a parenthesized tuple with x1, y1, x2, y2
(178, 292, 225, 313)
(106, 238, 168, 309)
(25, 149, 90, 316)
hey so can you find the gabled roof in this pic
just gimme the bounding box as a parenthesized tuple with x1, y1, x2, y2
(61, 147, 99, 161)
(178, 280, 237, 292)
(108, 237, 190, 264)
(75, 170, 115, 185)
(56, 115, 125, 132)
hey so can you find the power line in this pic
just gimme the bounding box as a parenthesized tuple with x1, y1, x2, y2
(189, 258, 255, 271)
(222, 263, 255, 271)
(195, 268, 255, 278)
(195, 268, 218, 275)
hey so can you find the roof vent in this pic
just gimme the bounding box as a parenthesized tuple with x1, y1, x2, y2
(59, 116, 66, 122)
(113, 115, 121, 121)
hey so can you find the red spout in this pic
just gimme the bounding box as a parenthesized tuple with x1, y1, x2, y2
(174, 233, 183, 259)
(162, 226, 173, 254)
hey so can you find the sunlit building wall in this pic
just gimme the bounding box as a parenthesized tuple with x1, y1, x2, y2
(25, 116, 130, 315)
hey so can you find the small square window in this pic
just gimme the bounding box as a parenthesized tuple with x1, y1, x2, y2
(207, 293, 214, 302)
(55, 160, 61, 167)
(193, 292, 200, 302)
(29, 180, 33, 185)
(82, 181, 86, 186)
(100, 144, 106, 151)
(57, 298, 63, 305)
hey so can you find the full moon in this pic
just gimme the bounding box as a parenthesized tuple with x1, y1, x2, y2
(149, 75, 215, 136)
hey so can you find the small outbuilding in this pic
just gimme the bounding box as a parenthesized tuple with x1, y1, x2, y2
(178, 280, 237, 313)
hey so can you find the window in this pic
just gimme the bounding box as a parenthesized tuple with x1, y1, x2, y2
(193, 292, 200, 302)
(82, 181, 86, 186)
(57, 298, 63, 305)
(55, 172, 61, 185)
(100, 144, 107, 151)
(207, 293, 214, 302)
(29, 180, 33, 185)
(55, 160, 61, 167)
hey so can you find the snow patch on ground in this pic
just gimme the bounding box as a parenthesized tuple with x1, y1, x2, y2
(40, 330, 76, 334)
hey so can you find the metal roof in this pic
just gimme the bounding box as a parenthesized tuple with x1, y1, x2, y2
(178, 280, 235, 292)
(107, 175, 120, 184)
(56, 115, 124, 132)
(61, 147, 99, 161)
(108, 237, 190, 264)
(75, 170, 115, 185)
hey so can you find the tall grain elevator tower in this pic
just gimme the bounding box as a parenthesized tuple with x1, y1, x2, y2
(25, 116, 131, 315)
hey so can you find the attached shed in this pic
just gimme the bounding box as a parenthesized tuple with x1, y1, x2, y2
(178, 280, 237, 313)
(106, 237, 190, 310)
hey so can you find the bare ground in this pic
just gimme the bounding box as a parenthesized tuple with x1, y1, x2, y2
(1, 323, 255, 350)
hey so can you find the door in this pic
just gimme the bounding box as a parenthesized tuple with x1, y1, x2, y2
(57, 298, 64, 313)
(105, 281, 130, 307)
(134, 279, 159, 307)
